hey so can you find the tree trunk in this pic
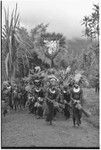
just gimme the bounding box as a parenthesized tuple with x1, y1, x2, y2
(5, 53, 9, 79)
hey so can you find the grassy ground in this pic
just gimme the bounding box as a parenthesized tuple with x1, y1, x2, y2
(83, 88, 99, 128)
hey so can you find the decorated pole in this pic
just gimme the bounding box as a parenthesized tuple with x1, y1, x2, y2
(44, 40, 59, 68)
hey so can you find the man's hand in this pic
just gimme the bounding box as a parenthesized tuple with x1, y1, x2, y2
(75, 103, 82, 110)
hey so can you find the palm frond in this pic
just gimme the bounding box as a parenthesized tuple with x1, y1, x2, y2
(14, 3, 18, 22)
(9, 9, 14, 35)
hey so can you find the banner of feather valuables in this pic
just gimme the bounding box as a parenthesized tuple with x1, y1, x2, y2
(74, 73, 82, 82)
(35, 66, 41, 72)
(45, 75, 59, 83)
(73, 71, 89, 86)
(44, 40, 59, 55)
(65, 66, 71, 74)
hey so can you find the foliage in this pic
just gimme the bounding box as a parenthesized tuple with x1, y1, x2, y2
(2, 4, 20, 82)
(2, 3, 99, 89)
(81, 4, 99, 85)
(82, 4, 99, 40)
(2, 5, 32, 82)
(83, 88, 99, 128)
(30, 23, 48, 45)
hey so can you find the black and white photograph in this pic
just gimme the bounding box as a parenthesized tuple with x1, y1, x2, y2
(1, 0, 99, 148)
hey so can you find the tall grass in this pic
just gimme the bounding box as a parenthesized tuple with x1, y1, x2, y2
(83, 88, 99, 128)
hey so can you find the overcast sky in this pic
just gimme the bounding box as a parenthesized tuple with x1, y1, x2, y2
(2, 0, 99, 39)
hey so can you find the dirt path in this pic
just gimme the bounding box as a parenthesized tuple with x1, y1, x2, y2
(2, 110, 99, 148)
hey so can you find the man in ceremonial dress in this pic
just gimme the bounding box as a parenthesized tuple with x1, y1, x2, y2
(70, 83, 83, 126)
(62, 86, 71, 120)
(34, 77, 45, 118)
(45, 81, 59, 125)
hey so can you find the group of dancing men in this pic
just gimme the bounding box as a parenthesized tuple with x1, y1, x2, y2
(2, 67, 84, 127)
(27, 68, 84, 127)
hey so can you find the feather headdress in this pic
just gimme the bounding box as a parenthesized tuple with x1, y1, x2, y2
(73, 70, 89, 86)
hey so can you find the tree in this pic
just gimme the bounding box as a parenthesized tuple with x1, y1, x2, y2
(2, 4, 32, 83)
(2, 4, 20, 83)
(81, 4, 99, 84)
(30, 23, 48, 45)
(30, 23, 52, 67)
(82, 4, 99, 41)
(82, 16, 90, 38)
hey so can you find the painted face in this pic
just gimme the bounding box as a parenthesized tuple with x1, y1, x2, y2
(50, 86, 54, 90)
(35, 80, 41, 87)
(74, 84, 79, 89)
